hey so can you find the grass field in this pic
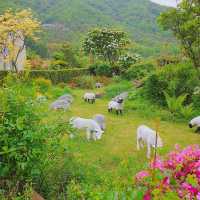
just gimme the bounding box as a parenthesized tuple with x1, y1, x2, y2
(43, 87, 200, 196)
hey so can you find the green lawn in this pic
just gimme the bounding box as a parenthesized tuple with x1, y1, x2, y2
(44, 88, 200, 196)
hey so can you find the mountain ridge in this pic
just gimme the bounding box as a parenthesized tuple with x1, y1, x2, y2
(0, 0, 176, 56)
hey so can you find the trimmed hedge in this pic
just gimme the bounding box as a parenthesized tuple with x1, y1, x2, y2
(0, 68, 89, 84)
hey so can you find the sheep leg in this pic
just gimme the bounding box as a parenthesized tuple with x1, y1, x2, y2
(116, 110, 119, 115)
(137, 138, 140, 150)
(119, 110, 122, 115)
(195, 127, 200, 133)
(86, 129, 91, 140)
(147, 144, 151, 159)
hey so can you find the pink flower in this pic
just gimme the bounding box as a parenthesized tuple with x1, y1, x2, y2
(135, 170, 150, 181)
(197, 192, 200, 200)
(162, 177, 170, 187)
(150, 157, 164, 171)
(143, 190, 151, 200)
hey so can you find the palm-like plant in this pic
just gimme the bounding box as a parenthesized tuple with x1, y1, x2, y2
(164, 92, 187, 114)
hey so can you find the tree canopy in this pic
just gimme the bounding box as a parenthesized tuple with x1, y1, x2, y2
(0, 9, 41, 71)
(158, 0, 200, 70)
(83, 28, 130, 65)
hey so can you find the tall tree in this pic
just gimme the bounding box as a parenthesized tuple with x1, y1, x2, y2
(83, 28, 130, 65)
(0, 9, 40, 72)
(158, 0, 200, 70)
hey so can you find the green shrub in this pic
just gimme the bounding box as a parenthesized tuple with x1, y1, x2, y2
(0, 75, 68, 198)
(0, 69, 89, 85)
(34, 77, 52, 94)
(29, 68, 89, 84)
(105, 81, 133, 98)
(122, 62, 155, 80)
(89, 64, 112, 77)
(74, 75, 95, 89)
(48, 86, 72, 99)
(145, 62, 199, 106)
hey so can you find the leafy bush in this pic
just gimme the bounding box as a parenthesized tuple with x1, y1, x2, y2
(0, 81, 44, 195)
(122, 62, 155, 80)
(145, 62, 199, 106)
(34, 77, 52, 93)
(48, 86, 72, 99)
(73, 75, 95, 89)
(135, 145, 200, 200)
(105, 81, 133, 98)
(0, 75, 69, 198)
(29, 68, 89, 84)
(89, 63, 112, 77)
(164, 92, 194, 119)
(118, 53, 141, 70)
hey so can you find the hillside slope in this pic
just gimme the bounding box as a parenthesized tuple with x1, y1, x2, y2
(0, 0, 175, 56)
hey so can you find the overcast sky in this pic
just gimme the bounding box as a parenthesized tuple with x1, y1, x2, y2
(150, 0, 180, 7)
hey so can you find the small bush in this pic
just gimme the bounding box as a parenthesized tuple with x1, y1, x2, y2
(73, 75, 95, 89)
(34, 77, 52, 93)
(89, 64, 112, 77)
(145, 62, 199, 106)
(122, 62, 155, 80)
(105, 81, 133, 98)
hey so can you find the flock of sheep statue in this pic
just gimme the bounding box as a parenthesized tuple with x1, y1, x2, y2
(46, 82, 200, 159)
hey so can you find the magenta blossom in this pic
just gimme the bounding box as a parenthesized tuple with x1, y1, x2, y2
(135, 170, 150, 181)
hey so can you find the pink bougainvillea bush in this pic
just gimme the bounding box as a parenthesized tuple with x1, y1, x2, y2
(135, 145, 200, 200)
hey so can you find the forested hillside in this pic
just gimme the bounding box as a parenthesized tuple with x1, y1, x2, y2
(0, 0, 176, 56)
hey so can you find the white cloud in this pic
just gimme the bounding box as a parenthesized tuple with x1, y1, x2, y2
(150, 0, 181, 7)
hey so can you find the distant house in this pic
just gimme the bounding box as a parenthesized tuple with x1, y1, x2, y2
(0, 34, 26, 71)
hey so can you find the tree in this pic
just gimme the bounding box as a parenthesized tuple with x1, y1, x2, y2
(158, 0, 200, 70)
(83, 28, 130, 65)
(51, 43, 80, 69)
(0, 9, 40, 72)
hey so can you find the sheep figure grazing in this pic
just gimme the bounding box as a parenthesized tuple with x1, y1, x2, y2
(70, 117, 104, 140)
(93, 114, 106, 131)
(58, 94, 73, 104)
(189, 116, 200, 133)
(96, 82, 103, 88)
(50, 100, 70, 111)
(137, 125, 163, 159)
(108, 98, 124, 115)
(83, 92, 96, 104)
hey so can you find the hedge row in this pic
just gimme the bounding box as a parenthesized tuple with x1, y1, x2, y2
(0, 68, 89, 84)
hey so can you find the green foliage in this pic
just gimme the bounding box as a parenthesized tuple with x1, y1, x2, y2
(122, 62, 155, 80)
(83, 28, 130, 65)
(50, 43, 81, 69)
(34, 77, 52, 94)
(145, 62, 199, 106)
(0, 76, 45, 194)
(89, 63, 113, 77)
(158, 0, 200, 69)
(118, 53, 141, 70)
(29, 68, 89, 84)
(105, 81, 133, 98)
(164, 92, 194, 119)
(73, 75, 95, 89)
(164, 92, 187, 114)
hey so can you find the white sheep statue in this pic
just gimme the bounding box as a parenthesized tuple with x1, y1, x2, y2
(50, 99, 70, 111)
(189, 116, 200, 133)
(58, 94, 73, 104)
(93, 114, 106, 130)
(137, 125, 163, 159)
(108, 98, 124, 115)
(70, 117, 104, 140)
(83, 92, 96, 104)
